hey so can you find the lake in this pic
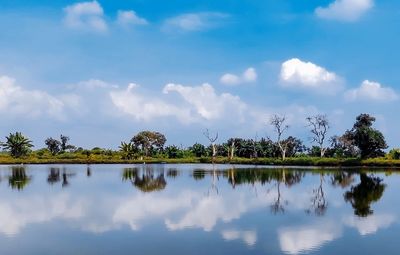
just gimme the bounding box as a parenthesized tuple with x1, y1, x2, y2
(0, 164, 398, 255)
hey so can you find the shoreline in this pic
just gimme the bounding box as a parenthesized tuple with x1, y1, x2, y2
(1, 157, 400, 168)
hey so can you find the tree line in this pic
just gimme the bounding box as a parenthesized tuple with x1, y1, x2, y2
(1, 113, 399, 160)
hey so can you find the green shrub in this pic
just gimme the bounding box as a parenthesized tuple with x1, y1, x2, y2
(388, 149, 400, 160)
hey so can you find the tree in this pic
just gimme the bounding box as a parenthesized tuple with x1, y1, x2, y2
(329, 134, 359, 158)
(60, 135, 76, 152)
(2, 132, 33, 158)
(347, 114, 387, 158)
(45, 137, 61, 155)
(189, 143, 207, 157)
(283, 136, 306, 157)
(203, 129, 218, 161)
(306, 114, 329, 157)
(119, 141, 137, 160)
(165, 145, 182, 159)
(270, 115, 290, 160)
(131, 131, 166, 156)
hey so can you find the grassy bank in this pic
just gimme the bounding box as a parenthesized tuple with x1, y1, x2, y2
(1, 153, 400, 167)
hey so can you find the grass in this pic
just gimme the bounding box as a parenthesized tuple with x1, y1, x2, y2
(1, 153, 400, 167)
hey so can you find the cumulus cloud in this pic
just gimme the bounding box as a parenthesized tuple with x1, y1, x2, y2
(220, 67, 257, 86)
(109, 83, 193, 123)
(344, 80, 398, 102)
(116, 10, 148, 26)
(162, 12, 229, 32)
(163, 83, 247, 121)
(280, 58, 343, 94)
(0, 75, 79, 120)
(63, 1, 107, 32)
(315, 0, 374, 22)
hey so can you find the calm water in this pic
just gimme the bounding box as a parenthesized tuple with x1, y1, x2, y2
(0, 164, 399, 255)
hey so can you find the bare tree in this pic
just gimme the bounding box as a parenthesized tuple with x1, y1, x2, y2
(306, 114, 329, 157)
(228, 139, 235, 160)
(270, 114, 289, 160)
(203, 129, 218, 162)
(252, 133, 259, 159)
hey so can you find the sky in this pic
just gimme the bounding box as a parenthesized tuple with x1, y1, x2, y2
(0, 0, 399, 149)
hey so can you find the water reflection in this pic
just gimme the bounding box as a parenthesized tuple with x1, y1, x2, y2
(344, 173, 386, 217)
(122, 167, 167, 192)
(0, 164, 397, 255)
(9, 166, 31, 190)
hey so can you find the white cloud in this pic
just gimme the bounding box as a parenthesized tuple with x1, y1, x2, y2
(280, 58, 343, 94)
(343, 214, 396, 235)
(220, 67, 257, 86)
(0, 75, 79, 120)
(163, 83, 247, 121)
(109, 83, 193, 123)
(63, 1, 107, 32)
(278, 222, 342, 255)
(116, 10, 148, 26)
(162, 12, 228, 32)
(315, 0, 374, 22)
(221, 229, 257, 246)
(70, 79, 119, 90)
(344, 80, 398, 102)
(113, 192, 195, 231)
(0, 193, 84, 236)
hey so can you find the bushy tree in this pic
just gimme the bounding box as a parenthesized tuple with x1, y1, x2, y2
(45, 137, 61, 155)
(189, 143, 207, 157)
(165, 145, 182, 158)
(2, 132, 33, 158)
(388, 149, 400, 160)
(345, 114, 387, 158)
(131, 131, 166, 156)
(283, 136, 306, 157)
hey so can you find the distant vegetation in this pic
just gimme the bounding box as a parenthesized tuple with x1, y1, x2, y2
(0, 113, 399, 166)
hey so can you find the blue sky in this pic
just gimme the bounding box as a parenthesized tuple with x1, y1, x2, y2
(0, 0, 399, 149)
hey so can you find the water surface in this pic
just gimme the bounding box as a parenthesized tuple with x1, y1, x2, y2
(0, 164, 399, 255)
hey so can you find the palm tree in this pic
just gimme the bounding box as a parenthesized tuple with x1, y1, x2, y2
(2, 132, 33, 158)
(119, 141, 137, 160)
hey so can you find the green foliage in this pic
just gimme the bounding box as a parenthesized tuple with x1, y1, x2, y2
(347, 114, 388, 158)
(119, 142, 137, 160)
(2, 132, 33, 158)
(189, 143, 207, 157)
(131, 131, 166, 156)
(388, 149, 400, 160)
(45, 137, 61, 155)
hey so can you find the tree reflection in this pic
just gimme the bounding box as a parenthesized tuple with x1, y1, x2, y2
(167, 169, 179, 178)
(9, 166, 31, 190)
(47, 168, 61, 184)
(307, 174, 328, 216)
(331, 172, 354, 188)
(122, 168, 167, 192)
(87, 166, 92, 177)
(192, 170, 206, 181)
(344, 173, 386, 217)
(269, 170, 302, 214)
